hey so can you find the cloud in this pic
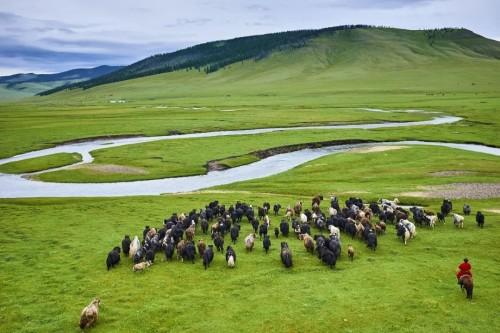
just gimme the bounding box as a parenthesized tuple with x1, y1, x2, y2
(318, 0, 438, 9)
(246, 4, 270, 11)
(164, 18, 212, 28)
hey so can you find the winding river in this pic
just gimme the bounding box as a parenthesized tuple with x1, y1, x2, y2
(1, 115, 499, 198)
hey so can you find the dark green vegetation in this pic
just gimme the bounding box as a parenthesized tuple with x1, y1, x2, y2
(0, 26, 499, 332)
(0, 65, 122, 99)
(0, 153, 82, 174)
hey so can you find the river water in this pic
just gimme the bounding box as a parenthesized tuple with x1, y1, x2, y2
(2, 115, 498, 198)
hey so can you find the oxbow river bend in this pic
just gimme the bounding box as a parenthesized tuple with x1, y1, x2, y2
(1, 115, 499, 198)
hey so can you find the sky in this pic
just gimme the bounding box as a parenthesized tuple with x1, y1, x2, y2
(0, 0, 498, 75)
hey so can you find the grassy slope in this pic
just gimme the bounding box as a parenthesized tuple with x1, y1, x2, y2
(1, 28, 499, 159)
(0, 153, 82, 174)
(1, 147, 500, 332)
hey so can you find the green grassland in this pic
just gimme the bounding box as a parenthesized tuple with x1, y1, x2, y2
(1, 27, 500, 332)
(1, 170, 499, 332)
(0, 153, 82, 174)
(1, 28, 500, 160)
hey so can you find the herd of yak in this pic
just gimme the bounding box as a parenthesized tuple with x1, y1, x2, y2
(105, 196, 486, 273)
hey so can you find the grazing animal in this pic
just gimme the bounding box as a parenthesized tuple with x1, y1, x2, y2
(245, 233, 256, 252)
(460, 275, 474, 299)
(347, 245, 355, 261)
(441, 199, 453, 216)
(476, 211, 485, 228)
(294, 201, 303, 215)
(181, 241, 196, 263)
(273, 204, 281, 216)
(176, 240, 186, 259)
(185, 223, 195, 241)
(201, 219, 209, 234)
(133, 260, 152, 272)
(452, 213, 465, 228)
(280, 242, 293, 268)
(318, 245, 337, 269)
(366, 230, 377, 251)
(400, 219, 417, 238)
(197, 239, 206, 258)
(300, 213, 308, 224)
(437, 212, 446, 223)
(164, 242, 174, 261)
(274, 227, 279, 238)
(300, 233, 314, 254)
(263, 235, 271, 253)
(425, 215, 437, 229)
(79, 298, 101, 329)
(145, 249, 155, 263)
(129, 236, 141, 258)
(133, 247, 145, 264)
(213, 233, 224, 252)
(328, 225, 340, 239)
(121, 235, 131, 257)
(328, 207, 337, 217)
(397, 224, 411, 245)
(463, 204, 471, 216)
(280, 220, 289, 237)
(230, 225, 240, 244)
(106, 246, 121, 270)
(203, 245, 214, 270)
(259, 223, 268, 240)
(226, 246, 236, 268)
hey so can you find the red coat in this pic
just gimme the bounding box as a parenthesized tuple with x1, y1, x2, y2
(457, 262, 472, 278)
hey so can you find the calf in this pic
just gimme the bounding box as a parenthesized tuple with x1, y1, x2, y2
(79, 298, 101, 329)
(203, 245, 214, 270)
(106, 246, 121, 270)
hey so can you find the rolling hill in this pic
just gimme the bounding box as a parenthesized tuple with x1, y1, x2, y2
(0, 65, 122, 99)
(40, 26, 500, 99)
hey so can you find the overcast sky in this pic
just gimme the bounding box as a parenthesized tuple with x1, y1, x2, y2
(0, 0, 498, 75)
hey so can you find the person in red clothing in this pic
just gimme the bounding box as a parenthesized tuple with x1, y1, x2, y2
(456, 258, 472, 284)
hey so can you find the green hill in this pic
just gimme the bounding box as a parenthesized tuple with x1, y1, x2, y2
(0, 65, 122, 99)
(41, 26, 500, 101)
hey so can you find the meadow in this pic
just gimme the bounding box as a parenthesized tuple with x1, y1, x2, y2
(0, 27, 499, 332)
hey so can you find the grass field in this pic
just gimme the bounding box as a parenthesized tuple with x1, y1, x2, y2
(0, 153, 82, 174)
(1, 27, 499, 332)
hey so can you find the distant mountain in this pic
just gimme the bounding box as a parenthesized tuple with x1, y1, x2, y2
(39, 26, 500, 98)
(0, 65, 123, 99)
